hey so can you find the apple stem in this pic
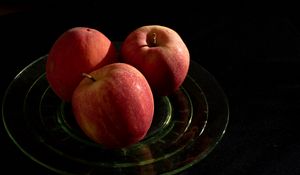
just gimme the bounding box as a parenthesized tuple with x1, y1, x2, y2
(151, 33, 157, 46)
(82, 73, 96, 82)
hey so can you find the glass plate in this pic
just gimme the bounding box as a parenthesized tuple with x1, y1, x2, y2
(2, 55, 229, 175)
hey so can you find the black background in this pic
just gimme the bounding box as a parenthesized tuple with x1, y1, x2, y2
(1, 3, 300, 175)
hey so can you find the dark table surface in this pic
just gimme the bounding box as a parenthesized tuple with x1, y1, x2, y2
(1, 4, 300, 175)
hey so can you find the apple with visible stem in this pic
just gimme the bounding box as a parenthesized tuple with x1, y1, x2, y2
(120, 25, 190, 96)
(71, 63, 154, 149)
(46, 27, 118, 102)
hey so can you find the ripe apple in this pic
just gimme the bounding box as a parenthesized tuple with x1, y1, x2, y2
(46, 27, 118, 102)
(120, 25, 190, 96)
(71, 63, 154, 149)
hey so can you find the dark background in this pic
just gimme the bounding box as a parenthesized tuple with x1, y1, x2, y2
(1, 3, 300, 175)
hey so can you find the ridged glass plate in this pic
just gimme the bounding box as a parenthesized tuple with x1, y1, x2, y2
(2, 55, 229, 175)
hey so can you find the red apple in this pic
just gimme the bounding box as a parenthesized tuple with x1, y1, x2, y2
(46, 27, 118, 102)
(71, 63, 154, 149)
(120, 25, 190, 96)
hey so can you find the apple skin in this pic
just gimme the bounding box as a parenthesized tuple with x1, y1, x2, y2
(71, 63, 154, 149)
(120, 25, 190, 96)
(46, 27, 117, 102)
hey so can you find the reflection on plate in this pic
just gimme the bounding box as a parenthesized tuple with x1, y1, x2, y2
(2, 55, 229, 175)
